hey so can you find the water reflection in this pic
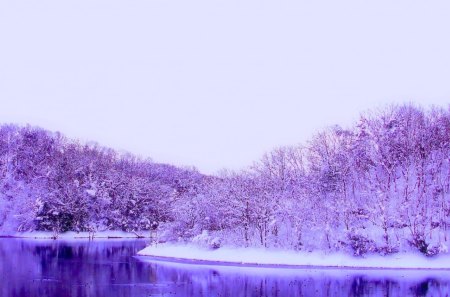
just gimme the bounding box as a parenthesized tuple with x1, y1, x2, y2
(138, 258, 450, 297)
(0, 239, 449, 297)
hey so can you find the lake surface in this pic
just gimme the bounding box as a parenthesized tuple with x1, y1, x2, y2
(0, 239, 449, 297)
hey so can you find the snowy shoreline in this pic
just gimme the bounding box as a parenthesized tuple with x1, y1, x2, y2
(0, 231, 151, 240)
(137, 244, 450, 270)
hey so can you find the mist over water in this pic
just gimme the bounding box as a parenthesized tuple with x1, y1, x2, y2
(0, 239, 449, 297)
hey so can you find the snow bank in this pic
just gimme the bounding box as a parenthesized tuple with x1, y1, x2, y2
(137, 244, 450, 269)
(0, 231, 151, 239)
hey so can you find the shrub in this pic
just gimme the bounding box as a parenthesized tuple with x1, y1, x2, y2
(409, 235, 439, 257)
(347, 233, 377, 256)
(192, 230, 222, 249)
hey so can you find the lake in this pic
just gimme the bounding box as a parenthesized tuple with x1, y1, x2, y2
(0, 239, 449, 297)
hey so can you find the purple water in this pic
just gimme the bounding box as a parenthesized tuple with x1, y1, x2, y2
(0, 239, 449, 296)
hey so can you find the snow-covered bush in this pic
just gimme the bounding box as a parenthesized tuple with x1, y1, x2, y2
(376, 245, 399, 256)
(208, 237, 222, 249)
(192, 230, 222, 249)
(409, 235, 440, 257)
(347, 233, 377, 256)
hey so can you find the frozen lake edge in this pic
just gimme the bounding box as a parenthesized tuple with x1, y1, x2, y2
(137, 244, 450, 270)
(0, 231, 151, 239)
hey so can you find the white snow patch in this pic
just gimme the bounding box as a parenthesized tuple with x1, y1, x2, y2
(137, 244, 450, 269)
(85, 189, 97, 196)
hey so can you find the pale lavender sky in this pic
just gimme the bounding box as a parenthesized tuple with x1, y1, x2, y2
(0, 0, 449, 174)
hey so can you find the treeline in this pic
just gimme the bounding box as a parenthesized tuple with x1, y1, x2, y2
(0, 126, 204, 235)
(168, 104, 450, 256)
(1, 104, 450, 256)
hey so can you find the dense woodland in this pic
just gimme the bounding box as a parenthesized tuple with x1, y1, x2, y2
(1, 104, 449, 256)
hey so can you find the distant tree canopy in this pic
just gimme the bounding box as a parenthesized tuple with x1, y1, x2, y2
(1, 104, 450, 256)
(0, 125, 204, 234)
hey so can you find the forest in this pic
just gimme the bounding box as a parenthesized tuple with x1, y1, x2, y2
(0, 104, 449, 256)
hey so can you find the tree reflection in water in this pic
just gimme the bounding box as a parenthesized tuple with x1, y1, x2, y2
(0, 239, 449, 297)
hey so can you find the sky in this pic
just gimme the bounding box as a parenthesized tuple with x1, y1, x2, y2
(0, 0, 449, 174)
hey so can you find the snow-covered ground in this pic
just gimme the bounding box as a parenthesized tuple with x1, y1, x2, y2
(0, 231, 151, 239)
(137, 244, 450, 270)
